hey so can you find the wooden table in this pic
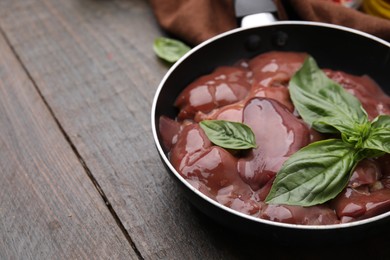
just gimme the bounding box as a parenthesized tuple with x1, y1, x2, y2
(1, 0, 389, 259)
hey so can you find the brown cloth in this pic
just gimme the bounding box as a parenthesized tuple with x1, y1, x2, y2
(149, 0, 390, 46)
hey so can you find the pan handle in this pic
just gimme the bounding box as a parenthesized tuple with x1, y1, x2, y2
(235, 0, 278, 28)
(241, 13, 278, 28)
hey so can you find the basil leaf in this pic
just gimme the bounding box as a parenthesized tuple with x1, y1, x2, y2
(153, 37, 190, 63)
(289, 56, 368, 135)
(361, 115, 390, 154)
(265, 139, 358, 207)
(264, 55, 389, 207)
(199, 120, 256, 150)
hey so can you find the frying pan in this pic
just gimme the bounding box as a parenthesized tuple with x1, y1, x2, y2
(151, 21, 390, 243)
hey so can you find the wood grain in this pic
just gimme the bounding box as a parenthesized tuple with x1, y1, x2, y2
(0, 18, 138, 260)
(0, 0, 389, 259)
(0, 0, 230, 259)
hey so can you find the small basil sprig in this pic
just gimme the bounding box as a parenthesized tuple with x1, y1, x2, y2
(153, 37, 190, 63)
(266, 56, 390, 207)
(361, 115, 390, 154)
(199, 120, 256, 150)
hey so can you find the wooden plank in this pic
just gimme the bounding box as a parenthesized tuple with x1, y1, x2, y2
(0, 0, 237, 259)
(1, 0, 389, 259)
(0, 16, 138, 260)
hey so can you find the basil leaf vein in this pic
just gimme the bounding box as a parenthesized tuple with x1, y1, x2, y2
(289, 56, 368, 136)
(265, 139, 358, 207)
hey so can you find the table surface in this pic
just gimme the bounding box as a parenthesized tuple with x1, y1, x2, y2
(1, 0, 389, 259)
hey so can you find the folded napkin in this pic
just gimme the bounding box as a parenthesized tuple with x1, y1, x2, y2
(150, 0, 390, 45)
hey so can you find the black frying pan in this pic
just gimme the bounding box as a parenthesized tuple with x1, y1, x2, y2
(151, 21, 390, 244)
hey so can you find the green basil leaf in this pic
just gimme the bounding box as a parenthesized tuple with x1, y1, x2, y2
(264, 55, 389, 207)
(199, 120, 256, 150)
(265, 139, 358, 207)
(361, 115, 390, 154)
(289, 56, 368, 135)
(153, 37, 190, 63)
